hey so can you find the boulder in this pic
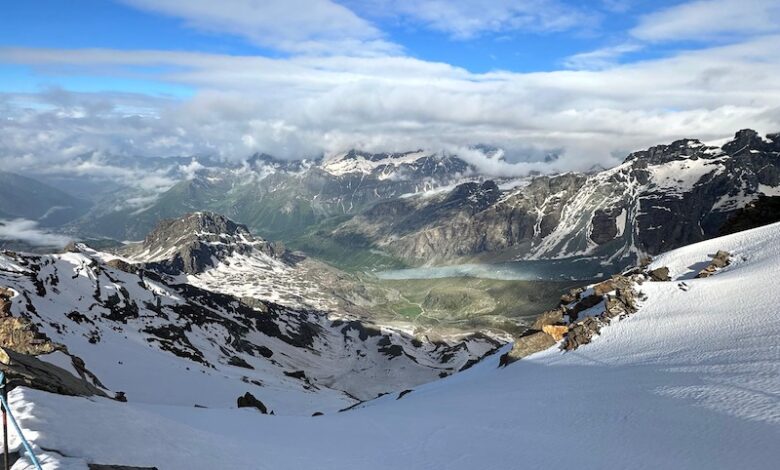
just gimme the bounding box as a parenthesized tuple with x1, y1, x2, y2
(647, 267, 670, 281)
(531, 307, 565, 329)
(542, 324, 568, 341)
(696, 250, 730, 278)
(562, 317, 603, 351)
(501, 330, 556, 365)
(237, 392, 268, 414)
(592, 279, 616, 296)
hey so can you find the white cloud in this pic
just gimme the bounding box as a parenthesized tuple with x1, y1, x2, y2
(563, 43, 642, 70)
(350, 0, 598, 39)
(632, 0, 780, 42)
(0, 219, 72, 247)
(1, 35, 779, 174)
(119, 0, 398, 55)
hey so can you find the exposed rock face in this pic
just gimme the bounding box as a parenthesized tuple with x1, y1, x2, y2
(590, 209, 620, 245)
(720, 195, 780, 235)
(563, 317, 603, 351)
(0, 315, 61, 355)
(648, 267, 670, 281)
(501, 330, 556, 364)
(531, 307, 565, 329)
(503, 266, 652, 364)
(237, 392, 268, 414)
(329, 129, 780, 266)
(0, 347, 108, 397)
(542, 324, 568, 341)
(121, 212, 284, 274)
(696, 250, 731, 278)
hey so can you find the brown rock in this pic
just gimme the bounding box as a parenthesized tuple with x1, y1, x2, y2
(531, 307, 565, 330)
(0, 287, 14, 317)
(592, 279, 616, 296)
(501, 330, 556, 365)
(562, 317, 603, 351)
(696, 250, 731, 278)
(0, 316, 61, 355)
(106, 258, 139, 274)
(542, 324, 569, 341)
(647, 266, 670, 281)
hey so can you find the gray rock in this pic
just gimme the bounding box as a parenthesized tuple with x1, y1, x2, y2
(236, 391, 268, 414)
(0, 347, 108, 397)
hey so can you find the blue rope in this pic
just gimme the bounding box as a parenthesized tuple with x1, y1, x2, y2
(0, 372, 44, 470)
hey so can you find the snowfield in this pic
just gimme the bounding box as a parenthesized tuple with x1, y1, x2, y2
(6, 223, 780, 469)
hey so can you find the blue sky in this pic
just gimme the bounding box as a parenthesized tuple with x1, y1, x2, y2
(1, 0, 779, 171)
(3, 0, 690, 77)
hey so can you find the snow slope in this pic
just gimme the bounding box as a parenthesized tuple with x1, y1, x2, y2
(6, 223, 780, 469)
(0, 246, 498, 415)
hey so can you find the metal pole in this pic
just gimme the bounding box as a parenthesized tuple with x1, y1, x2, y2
(1, 373, 7, 470)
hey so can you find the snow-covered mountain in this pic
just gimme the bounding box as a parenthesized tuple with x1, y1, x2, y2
(4, 219, 779, 469)
(332, 129, 780, 266)
(69, 149, 478, 248)
(0, 213, 501, 421)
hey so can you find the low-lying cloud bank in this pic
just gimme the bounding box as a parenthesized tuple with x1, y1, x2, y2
(1, 33, 779, 177)
(0, 219, 72, 247)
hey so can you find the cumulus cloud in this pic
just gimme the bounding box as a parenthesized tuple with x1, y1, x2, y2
(1, 33, 780, 175)
(0, 219, 72, 247)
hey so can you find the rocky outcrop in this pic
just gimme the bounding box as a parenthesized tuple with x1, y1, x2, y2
(563, 317, 603, 351)
(237, 392, 268, 414)
(121, 212, 285, 274)
(647, 267, 670, 281)
(542, 324, 568, 341)
(328, 129, 780, 267)
(590, 208, 620, 245)
(720, 195, 780, 235)
(0, 347, 108, 397)
(500, 330, 556, 364)
(504, 266, 652, 364)
(561, 274, 641, 351)
(696, 250, 730, 278)
(0, 316, 61, 355)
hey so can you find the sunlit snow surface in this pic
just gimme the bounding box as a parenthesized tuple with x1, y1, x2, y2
(7, 223, 780, 469)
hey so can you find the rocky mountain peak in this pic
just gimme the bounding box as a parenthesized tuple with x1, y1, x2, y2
(123, 212, 284, 274)
(623, 138, 712, 166)
(142, 211, 250, 246)
(721, 128, 777, 155)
